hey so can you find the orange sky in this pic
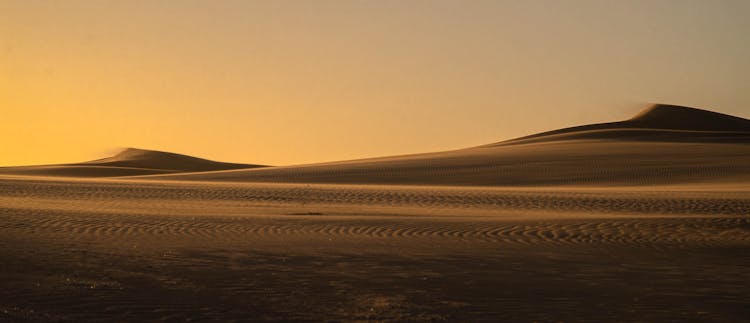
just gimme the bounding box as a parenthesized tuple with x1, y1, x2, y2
(2, 1, 749, 166)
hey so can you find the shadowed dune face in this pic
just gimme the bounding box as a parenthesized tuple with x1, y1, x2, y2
(141, 105, 750, 186)
(0, 148, 264, 178)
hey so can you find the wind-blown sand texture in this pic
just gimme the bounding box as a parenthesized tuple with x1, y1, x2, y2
(1, 177, 749, 321)
(1, 105, 749, 321)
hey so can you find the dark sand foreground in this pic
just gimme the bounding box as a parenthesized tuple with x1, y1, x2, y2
(1, 177, 749, 322)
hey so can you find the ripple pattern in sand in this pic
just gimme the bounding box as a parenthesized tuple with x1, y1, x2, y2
(0, 178, 748, 216)
(2, 207, 749, 248)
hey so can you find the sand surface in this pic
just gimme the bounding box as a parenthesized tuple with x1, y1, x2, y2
(1, 176, 749, 321)
(2, 105, 749, 321)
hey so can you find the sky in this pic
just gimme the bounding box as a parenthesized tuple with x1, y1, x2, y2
(1, 0, 749, 166)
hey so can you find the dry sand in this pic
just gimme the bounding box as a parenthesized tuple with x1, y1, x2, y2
(1, 177, 749, 321)
(1, 105, 749, 321)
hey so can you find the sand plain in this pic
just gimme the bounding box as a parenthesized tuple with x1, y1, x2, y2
(1, 177, 750, 322)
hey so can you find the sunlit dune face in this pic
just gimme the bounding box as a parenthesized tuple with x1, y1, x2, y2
(1, 1, 749, 166)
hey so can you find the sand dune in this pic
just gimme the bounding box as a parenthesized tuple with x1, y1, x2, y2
(0, 148, 263, 178)
(140, 105, 750, 186)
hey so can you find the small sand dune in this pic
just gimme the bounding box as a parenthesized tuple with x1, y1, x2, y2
(82, 148, 261, 172)
(0, 148, 264, 178)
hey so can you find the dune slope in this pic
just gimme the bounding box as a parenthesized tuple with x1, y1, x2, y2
(146, 104, 750, 186)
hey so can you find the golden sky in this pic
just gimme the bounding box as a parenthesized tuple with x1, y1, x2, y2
(2, 1, 749, 166)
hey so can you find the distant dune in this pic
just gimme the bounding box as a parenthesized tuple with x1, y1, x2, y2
(2, 104, 748, 186)
(83, 148, 260, 172)
(140, 104, 750, 186)
(0, 148, 264, 177)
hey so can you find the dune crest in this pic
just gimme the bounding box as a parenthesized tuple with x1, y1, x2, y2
(84, 148, 261, 172)
(498, 104, 750, 145)
(628, 104, 750, 131)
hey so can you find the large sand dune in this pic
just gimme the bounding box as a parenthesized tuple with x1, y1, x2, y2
(140, 104, 750, 186)
(0, 148, 264, 178)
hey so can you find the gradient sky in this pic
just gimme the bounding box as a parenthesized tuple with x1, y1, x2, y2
(2, 0, 749, 166)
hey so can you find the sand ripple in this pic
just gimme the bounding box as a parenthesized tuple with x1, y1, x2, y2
(2, 206, 749, 248)
(1, 178, 749, 248)
(2, 177, 750, 321)
(0, 178, 748, 216)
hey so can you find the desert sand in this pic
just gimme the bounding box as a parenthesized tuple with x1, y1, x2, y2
(1, 104, 749, 321)
(0, 148, 263, 178)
